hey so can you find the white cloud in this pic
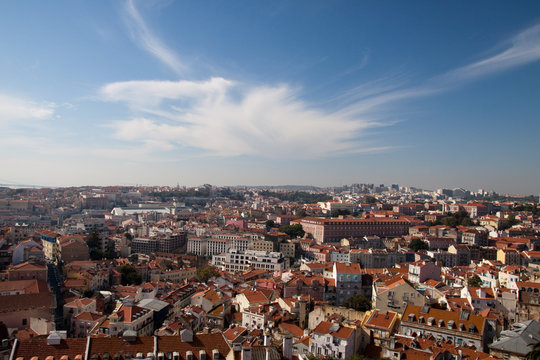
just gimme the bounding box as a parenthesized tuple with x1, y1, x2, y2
(105, 80, 389, 158)
(0, 93, 54, 123)
(445, 23, 540, 81)
(108, 10, 540, 161)
(124, 0, 186, 75)
(100, 77, 233, 108)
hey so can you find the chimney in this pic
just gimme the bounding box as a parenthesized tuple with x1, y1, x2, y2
(241, 347, 252, 360)
(180, 329, 193, 343)
(265, 348, 271, 360)
(264, 332, 271, 346)
(282, 337, 292, 360)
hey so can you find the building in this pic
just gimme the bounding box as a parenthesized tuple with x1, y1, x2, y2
(310, 321, 356, 359)
(104, 302, 154, 337)
(300, 217, 417, 244)
(187, 237, 207, 256)
(497, 248, 521, 265)
(11, 331, 232, 360)
(362, 310, 400, 347)
(207, 238, 228, 256)
(408, 261, 441, 284)
(373, 277, 426, 314)
(327, 262, 363, 306)
(400, 305, 494, 351)
(489, 320, 540, 360)
(7, 261, 47, 281)
(0, 279, 54, 331)
(212, 249, 286, 273)
(58, 235, 90, 264)
(249, 239, 275, 253)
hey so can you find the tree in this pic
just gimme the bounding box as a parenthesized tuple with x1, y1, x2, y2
(265, 220, 275, 228)
(279, 224, 305, 238)
(86, 228, 101, 249)
(343, 295, 372, 312)
(331, 209, 351, 217)
(82, 289, 94, 298)
(468, 275, 483, 288)
(365, 196, 378, 204)
(409, 238, 428, 251)
(197, 266, 220, 283)
(118, 264, 142, 285)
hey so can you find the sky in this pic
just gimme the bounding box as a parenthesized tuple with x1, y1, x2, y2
(0, 1, 539, 194)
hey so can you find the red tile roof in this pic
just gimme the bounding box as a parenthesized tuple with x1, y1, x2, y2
(14, 338, 87, 360)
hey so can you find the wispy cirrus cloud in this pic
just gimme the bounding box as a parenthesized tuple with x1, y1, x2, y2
(102, 80, 390, 158)
(0, 93, 54, 124)
(124, 0, 186, 75)
(442, 23, 540, 82)
(112, 3, 540, 160)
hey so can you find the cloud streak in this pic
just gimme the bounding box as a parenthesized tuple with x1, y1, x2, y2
(443, 23, 540, 82)
(110, 9, 540, 161)
(102, 80, 389, 158)
(124, 0, 185, 75)
(0, 93, 54, 124)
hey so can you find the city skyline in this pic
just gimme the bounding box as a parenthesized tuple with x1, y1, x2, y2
(1, 1, 539, 193)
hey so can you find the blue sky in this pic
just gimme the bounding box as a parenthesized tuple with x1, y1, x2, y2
(0, 1, 539, 194)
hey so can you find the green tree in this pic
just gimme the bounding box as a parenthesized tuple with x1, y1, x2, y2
(265, 220, 275, 228)
(468, 275, 483, 287)
(86, 228, 100, 249)
(365, 196, 378, 204)
(118, 264, 142, 285)
(409, 238, 428, 251)
(197, 266, 220, 283)
(343, 295, 372, 312)
(82, 289, 94, 298)
(331, 209, 351, 217)
(279, 224, 305, 238)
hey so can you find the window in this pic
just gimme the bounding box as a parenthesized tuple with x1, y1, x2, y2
(22, 318, 27, 326)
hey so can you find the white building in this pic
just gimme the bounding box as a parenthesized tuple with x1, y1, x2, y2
(212, 249, 287, 273)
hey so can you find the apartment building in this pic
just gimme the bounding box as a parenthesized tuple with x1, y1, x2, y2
(400, 305, 494, 351)
(300, 217, 416, 244)
(310, 321, 356, 359)
(212, 249, 286, 272)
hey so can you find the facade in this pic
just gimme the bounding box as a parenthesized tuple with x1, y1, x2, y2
(373, 278, 426, 314)
(58, 235, 90, 264)
(7, 261, 48, 281)
(362, 310, 400, 347)
(300, 217, 416, 244)
(187, 237, 207, 256)
(328, 262, 363, 306)
(489, 320, 540, 360)
(400, 305, 494, 351)
(212, 249, 286, 273)
(408, 261, 441, 284)
(207, 238, 228, 256)
(310, 321, 356, 359)
(106, 303, 154, 337)
(249, 239, 275, 253)
(497, 249, 521, 265)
